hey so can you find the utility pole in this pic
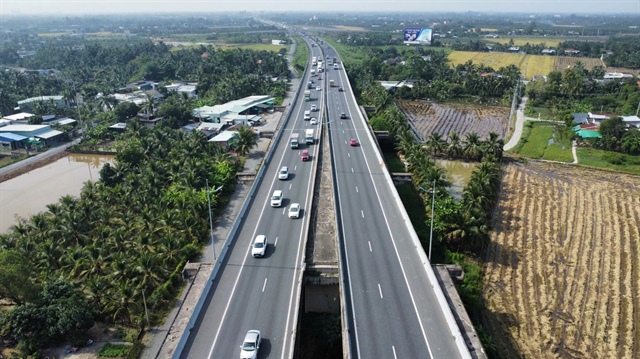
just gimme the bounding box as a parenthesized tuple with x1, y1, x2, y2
(206, 179, 216, 262)
(428, 179, 436, 262)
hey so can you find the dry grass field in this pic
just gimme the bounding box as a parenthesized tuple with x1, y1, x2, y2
(396, 100, 509, 140)
(485, 162, 640, 359)
(447, 51, 556, 79)
(487, 37, 564, 47)
(554, 56, 604, 71)
(334, 25, 367, 31)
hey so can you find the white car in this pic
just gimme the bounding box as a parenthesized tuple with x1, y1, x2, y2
(278, 166, 289, 180)
(316, 86, 321, 91)
(251, 235, 267, 258)
(311, 104, 317, 111)
(288, 203, 300, 218)
(310, 118, 318, 125)
(271, 190, 283, 207)
(240, 329, 262, 358)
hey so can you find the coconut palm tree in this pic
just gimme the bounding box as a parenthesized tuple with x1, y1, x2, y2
(447, 131, 462, 158)
(234, 125, 258, 156)
(463, 132, 482, 161)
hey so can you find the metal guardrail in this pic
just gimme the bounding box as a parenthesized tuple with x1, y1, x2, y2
(171, 39, 310, 359)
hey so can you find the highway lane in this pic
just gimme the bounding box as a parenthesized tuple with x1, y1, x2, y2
(323, 45, 466, 358)
(180, 42, 325, 359)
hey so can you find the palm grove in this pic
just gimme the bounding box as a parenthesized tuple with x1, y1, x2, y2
(0, 38, 286, 355)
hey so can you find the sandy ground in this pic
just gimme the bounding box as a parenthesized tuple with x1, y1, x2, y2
(484, 162, 640, 359)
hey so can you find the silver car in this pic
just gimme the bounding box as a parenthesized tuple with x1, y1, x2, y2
(251, 235, 267, 258)
(240, 330, 261, 358)
(278, 166, 289, 180)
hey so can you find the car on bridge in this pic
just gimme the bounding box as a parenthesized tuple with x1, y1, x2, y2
(239, 329, 261, 358)
(271, 190, 283, 207)
(278, 166, 289, 180)
(288, 203, 300, 219)
(301, 149, 310, 161)
(251, 235, 267, 258)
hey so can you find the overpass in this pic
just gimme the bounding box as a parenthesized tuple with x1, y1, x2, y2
(171, 32, 473, 359)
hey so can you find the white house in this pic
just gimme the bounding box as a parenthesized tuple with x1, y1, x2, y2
(17, 96, 67, 111)
(165, 83, 197, 98)
(603, 72, 633, 79)
(621, 116, 640, 128)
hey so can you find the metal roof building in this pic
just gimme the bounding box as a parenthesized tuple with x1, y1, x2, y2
(192, 95, 274, 122)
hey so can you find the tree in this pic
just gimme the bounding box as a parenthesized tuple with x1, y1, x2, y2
(0, 250, 38, 305)
(233, 126, 258, 156)
(113, 101, 141, 122)
(621, 128, 640, 155)
(2, 279, 95, 352)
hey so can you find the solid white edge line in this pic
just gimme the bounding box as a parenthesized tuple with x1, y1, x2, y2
(343, 65, 435, 357)
(332, 109, 362, 357)
(282, 49, 325, 358)
(207, 57, 311, 359)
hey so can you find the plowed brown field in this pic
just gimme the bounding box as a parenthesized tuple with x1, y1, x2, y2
(396, 100, 509, 140)
(485, 162, 640, 359)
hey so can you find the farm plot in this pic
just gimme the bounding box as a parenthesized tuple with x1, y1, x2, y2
(554, 56, 604, 72)
(448, 51, 556, 79)
(485, 162, 640, 359)
(396, 100, 509, 140)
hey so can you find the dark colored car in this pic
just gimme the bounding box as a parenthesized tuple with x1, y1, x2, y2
(340, 112, 347, 119)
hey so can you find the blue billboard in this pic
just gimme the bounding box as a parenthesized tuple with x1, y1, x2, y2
(404, 28, 433, 45)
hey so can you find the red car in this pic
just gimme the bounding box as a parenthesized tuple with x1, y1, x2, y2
(349, 138, 358, 146)
(301, 149, 310, 161)
(317, 76, 322, 80)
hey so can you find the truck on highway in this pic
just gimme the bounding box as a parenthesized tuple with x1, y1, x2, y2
(329, 79, 335, 87)
(304, 90, 311, 101)
(310, 69, 315, 76)
(305, 129, 314, 145)
(312, 56, 317, 65)
(290, 133, 300, 149)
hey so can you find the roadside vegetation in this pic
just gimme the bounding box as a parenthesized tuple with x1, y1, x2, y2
(0, 124, 255, 357)
(290, 35, 309, 76)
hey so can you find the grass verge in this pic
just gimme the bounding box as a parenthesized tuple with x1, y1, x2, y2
(576, 148, 640, 175)
(290, 35, 308, 77)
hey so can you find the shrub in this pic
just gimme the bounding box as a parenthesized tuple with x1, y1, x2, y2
(98, 343, 130, 358)
(602, 152, 626, 165)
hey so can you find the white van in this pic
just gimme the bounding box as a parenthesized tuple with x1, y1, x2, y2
(304, 110, 311, 120)
(311, 104, 317, 112)
(271, 190, 283, 207)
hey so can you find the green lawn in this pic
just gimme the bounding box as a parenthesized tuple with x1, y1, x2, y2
(576, 148, 640, 175)
(524, 106, 555, 120)
(514, 122, 574, 162)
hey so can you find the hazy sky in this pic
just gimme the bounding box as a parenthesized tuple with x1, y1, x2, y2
(1, 0, 639, 16)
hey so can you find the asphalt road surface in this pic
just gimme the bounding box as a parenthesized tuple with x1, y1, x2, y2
(179, 42, 325, 359)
